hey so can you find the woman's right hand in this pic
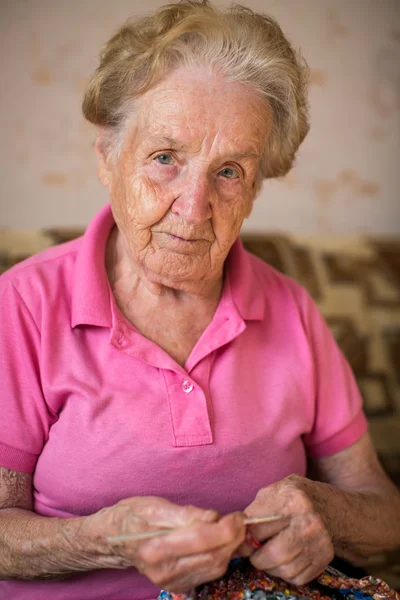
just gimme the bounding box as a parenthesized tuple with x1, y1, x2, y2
(78, 496, 246, 592)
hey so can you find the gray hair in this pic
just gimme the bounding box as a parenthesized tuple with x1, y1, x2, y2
(83, 0, 310, 179)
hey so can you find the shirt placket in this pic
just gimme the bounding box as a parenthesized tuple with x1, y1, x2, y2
(162, 362, 213, 447)
(109, 276, 248, 448)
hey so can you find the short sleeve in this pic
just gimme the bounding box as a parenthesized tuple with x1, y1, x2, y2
(298, 287, 368, 458)
(0, 280, 56, 472)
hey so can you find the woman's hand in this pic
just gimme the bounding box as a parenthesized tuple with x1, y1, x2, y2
(79, 496, 246, 592)
(238, 475, 334, 585)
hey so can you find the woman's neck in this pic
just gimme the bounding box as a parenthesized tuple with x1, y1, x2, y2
(105, 227, 224, 366)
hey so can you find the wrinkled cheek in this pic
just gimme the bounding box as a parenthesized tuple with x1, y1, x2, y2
(110, 175, 170, 250)
(217, 199, 249, 241)
(109, 180, 131, 233)
(126, 175, 174, 229)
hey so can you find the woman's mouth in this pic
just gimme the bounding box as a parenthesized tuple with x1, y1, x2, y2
(167, 234, 197, 243)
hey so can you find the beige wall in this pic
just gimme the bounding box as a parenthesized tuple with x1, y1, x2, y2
(1, 0, 399, 233)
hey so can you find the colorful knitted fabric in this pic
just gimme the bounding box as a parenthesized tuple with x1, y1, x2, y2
(157, 560, 400, 600)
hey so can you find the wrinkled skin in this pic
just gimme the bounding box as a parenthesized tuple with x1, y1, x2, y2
(239, 475, 335, 586)
(80, 497, 246, 592)
(97, 66, 270, 298)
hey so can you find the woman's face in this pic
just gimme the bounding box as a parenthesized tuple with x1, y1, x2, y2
(99, 67, 270, 291)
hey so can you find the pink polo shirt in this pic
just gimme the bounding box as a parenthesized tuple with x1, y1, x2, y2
(0, 204, 367, 600)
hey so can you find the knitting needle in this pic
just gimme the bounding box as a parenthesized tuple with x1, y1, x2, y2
(107, 514, 282, 543)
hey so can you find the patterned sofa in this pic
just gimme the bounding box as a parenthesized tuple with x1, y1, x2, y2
(0, 226, 399, 588)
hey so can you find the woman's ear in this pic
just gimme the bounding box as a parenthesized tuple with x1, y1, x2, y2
(94, 130, 113, 189)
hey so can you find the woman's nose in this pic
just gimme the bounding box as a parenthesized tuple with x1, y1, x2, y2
(170, 173, 213, 224)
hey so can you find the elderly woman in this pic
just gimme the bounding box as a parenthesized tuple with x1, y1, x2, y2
(0, 1, 399, 599)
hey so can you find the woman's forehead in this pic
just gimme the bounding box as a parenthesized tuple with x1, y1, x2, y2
(137, 67, 265, 117)
(129, 69, 270, 154)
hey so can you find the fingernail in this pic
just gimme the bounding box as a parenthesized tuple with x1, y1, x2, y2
(233, 512, 245, 527)
(200, 509, 219, 522)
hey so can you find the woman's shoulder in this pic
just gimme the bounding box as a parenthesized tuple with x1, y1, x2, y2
(1, 237, 81, 281)
(0, 237, 82, 316)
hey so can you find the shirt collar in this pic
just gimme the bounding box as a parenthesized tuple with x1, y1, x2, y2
(71, 203, 114, 328)
(71, 204, 265, 328)
(225, 238, 265, 321)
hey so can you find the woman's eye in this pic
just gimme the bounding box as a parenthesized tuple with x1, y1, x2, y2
(219, 167, 239, 179)
(155, 154, 174, 165)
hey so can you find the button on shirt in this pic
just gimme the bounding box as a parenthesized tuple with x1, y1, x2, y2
(0, 204, 367, 600)
(182, 379, 194, 393)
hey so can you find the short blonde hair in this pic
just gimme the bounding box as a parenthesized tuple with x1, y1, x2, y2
(83, 0, 309, 179)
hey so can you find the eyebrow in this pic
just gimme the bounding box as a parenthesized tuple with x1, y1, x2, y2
(151, 136, 186, 151)
(228, 151, 261, 161)
(149, 137, 260, 161)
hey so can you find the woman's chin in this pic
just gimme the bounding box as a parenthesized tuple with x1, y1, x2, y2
(142, 253, 213, 290)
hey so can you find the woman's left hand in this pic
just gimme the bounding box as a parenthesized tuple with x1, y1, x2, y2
(238, 474, 334, 585)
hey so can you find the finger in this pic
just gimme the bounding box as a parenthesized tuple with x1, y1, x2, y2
(235, 514, 289, 558)
(243, 485, 282, 520)
(250, 534, 302, 572)
(232, 531, 262, 559)
(244, 530, 263, 550)
(235, 541, 254, 558)
(147, 547, 232, 593)
(172, 505, 220, 527)
(139, 512, 245, 564)
(251, 512, 323, 571)
(124, 496, 220, 528)
(139, 514, 245, 592)
(290, 561, 327, 586)
(252, 549, 308, 581)
(245, 514, 290, 543)
(249, 522, 332, 581)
